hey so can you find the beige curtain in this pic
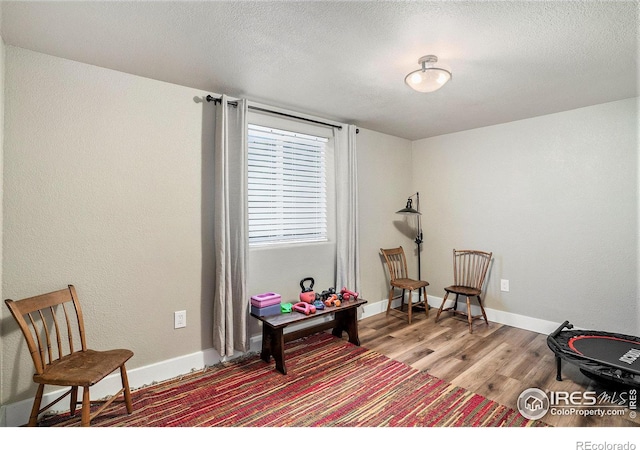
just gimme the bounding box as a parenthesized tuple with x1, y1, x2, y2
(213, 95, 249, 357)
(335, 124, 360, 292)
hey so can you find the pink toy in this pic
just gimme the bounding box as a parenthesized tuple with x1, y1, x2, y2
(293, 302, 316, 315)
(299, 291, 316, 304)
(340, 287, 359, 301)
(250, 292, 282, 308)
(299, 277, 316, 303)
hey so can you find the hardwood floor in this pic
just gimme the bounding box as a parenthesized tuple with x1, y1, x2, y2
(356, 307, 640, 427)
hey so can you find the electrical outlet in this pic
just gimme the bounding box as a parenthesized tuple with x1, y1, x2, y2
(500, 279, 510, 292)
(174, 310, 186, 329)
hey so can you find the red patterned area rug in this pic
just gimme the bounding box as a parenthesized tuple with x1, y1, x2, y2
(39, 332, 548, 427)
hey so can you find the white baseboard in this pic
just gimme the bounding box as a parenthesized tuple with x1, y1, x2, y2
(345, 293, 559, 335)
(2, 340, 263, 427)
(1, 295, 559, 427)
(426, 294, 562, 335)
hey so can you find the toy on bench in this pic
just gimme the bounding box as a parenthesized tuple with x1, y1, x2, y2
(324, 294, 341, 307)
(340, 287, 360, 301)
(293, 302, 317, 315)
(299, 277, 316, 303)
(313, 299, 325, 310)
(250, 292, 282, 317)
(319, 287, 336, 300)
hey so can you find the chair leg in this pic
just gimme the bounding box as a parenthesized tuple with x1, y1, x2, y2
(423, 287, 429, 318)
(28, 384, 45, 426)
(466, 296, 473, 333)
(400, 289, 405, 312)
(386, 287, 394, 316)
(435, 292, 449, 322)
(81, 386, 91, 427)
(121, 364, 133, 414)
(70, 386, 78, 416)
(407, 289, 413, 325)
(477, 295, 489, 326)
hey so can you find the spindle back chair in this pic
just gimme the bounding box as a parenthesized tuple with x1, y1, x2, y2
(380, 246, 429, 324)
(5, 285, 133, 426)
(435, 249, 492, 333)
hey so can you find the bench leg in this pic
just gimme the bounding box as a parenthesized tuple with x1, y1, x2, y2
(261, 324, 287, 375)
(333, 307, 360, 346)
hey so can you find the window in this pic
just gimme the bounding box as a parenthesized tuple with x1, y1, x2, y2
(247, 124, 329, 245)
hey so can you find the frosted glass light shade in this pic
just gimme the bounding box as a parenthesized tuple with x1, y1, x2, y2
(405, 55, 452, 93)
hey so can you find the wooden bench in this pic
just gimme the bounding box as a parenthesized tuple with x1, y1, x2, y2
(251, 298, 367, 374)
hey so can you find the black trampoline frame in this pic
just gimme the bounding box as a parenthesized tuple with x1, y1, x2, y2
(547, 320, 640, 390)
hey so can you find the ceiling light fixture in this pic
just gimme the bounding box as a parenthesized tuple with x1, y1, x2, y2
(404, 55, 452, 93)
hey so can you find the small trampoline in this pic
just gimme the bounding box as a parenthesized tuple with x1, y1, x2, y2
(547, 321, 640, 389)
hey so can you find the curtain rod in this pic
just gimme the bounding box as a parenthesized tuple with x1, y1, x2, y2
(205, 94, 356, 132)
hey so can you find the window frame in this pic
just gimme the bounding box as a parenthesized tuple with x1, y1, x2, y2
(246, 113, 336, 248)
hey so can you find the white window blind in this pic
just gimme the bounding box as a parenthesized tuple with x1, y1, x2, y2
(248, 124, 328, 245)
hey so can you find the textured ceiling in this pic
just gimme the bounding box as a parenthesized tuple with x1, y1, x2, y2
(1, 1, 638, 140)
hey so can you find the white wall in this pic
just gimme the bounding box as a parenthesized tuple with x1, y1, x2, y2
(0, 7, 5, 426)
(412, 98, 639, 334)
(0, 46, 415, 413)
(0, 2, 4, 297)
(2, 46, 215, 405)
(356, 129, 415, 305)
(3, 43, 636, 421)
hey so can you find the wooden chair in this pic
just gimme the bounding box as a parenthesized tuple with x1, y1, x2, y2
(4, 285, 134, 426)
(435, 249, 493, 333)
(380, 246, 429, 324)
